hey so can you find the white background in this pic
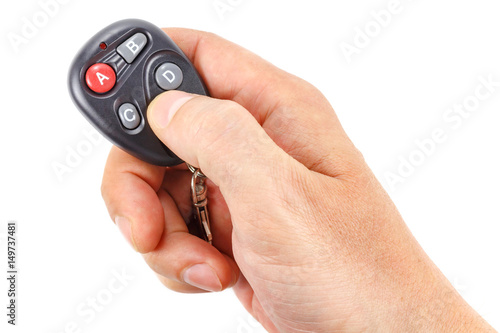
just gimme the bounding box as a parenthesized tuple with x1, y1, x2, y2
(1, 0, 499, 332)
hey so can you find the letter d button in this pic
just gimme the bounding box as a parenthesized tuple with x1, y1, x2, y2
(155, 62, 183, 90)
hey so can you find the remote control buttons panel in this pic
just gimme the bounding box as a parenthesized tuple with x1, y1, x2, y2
(84, 33, 148, 95)
(83, 32, 150, 130)
(69, 19, 209, 166)
(83, 34, 185, 131)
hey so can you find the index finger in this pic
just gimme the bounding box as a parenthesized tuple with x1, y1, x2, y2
(164, 28, 312, 123)
(164, 28, 357, 178)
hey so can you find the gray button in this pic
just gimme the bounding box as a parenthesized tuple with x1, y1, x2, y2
(155, 62, 183, 90)
(118, 103, 141, 130)
(117, 33, 147, 64)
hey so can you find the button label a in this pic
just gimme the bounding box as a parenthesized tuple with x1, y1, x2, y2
(96, 72, 110, 86)
(85, 63, 116, 94)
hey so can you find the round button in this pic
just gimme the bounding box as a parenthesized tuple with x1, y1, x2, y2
(85, 63, 116, 94)
(118, 103, 141, 130)
(155, 63, 183, 90)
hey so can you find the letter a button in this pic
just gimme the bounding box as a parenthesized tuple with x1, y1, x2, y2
(85, 63, 116, 94)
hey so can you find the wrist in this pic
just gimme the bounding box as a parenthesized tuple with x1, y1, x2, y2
(357, 250, 495, 332)
(313, 215, 493, 332)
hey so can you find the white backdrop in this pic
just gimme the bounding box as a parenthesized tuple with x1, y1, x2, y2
(1, 0, 499, 332)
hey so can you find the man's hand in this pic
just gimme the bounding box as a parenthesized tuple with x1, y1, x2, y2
(101, 28, 495, 332)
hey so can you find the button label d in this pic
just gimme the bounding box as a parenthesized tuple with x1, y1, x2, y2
(162, 70, 176, 83)
(155, 62, 183, 91)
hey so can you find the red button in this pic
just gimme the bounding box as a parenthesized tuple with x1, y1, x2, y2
(85, 63, 116, 94)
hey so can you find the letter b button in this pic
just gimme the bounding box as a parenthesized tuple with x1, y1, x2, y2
(117, 33, 147, 63)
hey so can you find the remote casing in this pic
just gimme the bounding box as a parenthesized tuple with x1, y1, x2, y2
(68, 19, 209, 166)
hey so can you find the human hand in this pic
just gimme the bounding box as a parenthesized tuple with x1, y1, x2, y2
(101, 29, 495, 332)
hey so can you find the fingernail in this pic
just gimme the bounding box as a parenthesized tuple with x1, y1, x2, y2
(183, 264, 223, 292)
(115, 216, 137, 251)
(149, 91, 194, 128)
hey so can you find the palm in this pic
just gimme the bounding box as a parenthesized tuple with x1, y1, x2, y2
(103, 28, 351, 333)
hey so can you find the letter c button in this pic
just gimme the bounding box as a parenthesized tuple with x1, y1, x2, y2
(118, 103, 141, 130)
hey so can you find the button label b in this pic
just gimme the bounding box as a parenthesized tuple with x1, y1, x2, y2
(126, 41, 140, 54)
(117, 33, 148, 64)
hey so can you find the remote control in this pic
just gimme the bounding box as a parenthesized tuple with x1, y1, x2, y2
(68, 19, 209, 166)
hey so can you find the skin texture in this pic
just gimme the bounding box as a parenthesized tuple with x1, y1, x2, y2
(101, 28, 496, 332)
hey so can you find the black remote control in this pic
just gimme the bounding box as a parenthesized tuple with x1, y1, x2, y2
(68, 19, 209, 166)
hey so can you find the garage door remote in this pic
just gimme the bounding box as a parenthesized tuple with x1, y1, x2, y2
(68, 19, 213, 244)
(68, 18, 209, 166)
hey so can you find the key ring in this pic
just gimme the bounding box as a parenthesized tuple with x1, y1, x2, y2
(186, 163, 206, 178)
(190, 169, 207, 207)
(187, 163, 212, 244)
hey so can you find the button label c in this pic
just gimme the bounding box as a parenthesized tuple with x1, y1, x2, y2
(123, 109, 136, 122)
(118, 103, 141, 130)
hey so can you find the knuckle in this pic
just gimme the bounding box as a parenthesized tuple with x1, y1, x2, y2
(142, 251, 165, 275)
(193, 99, 246, 149)
(191, 98, 251, 167)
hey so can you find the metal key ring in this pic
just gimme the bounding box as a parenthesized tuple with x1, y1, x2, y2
(186, 163, 206, 178)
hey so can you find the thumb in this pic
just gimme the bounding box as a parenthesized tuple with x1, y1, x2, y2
(147, 90, 298, 197)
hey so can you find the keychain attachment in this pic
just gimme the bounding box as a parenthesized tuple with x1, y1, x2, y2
(187, 163, 212, 244)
